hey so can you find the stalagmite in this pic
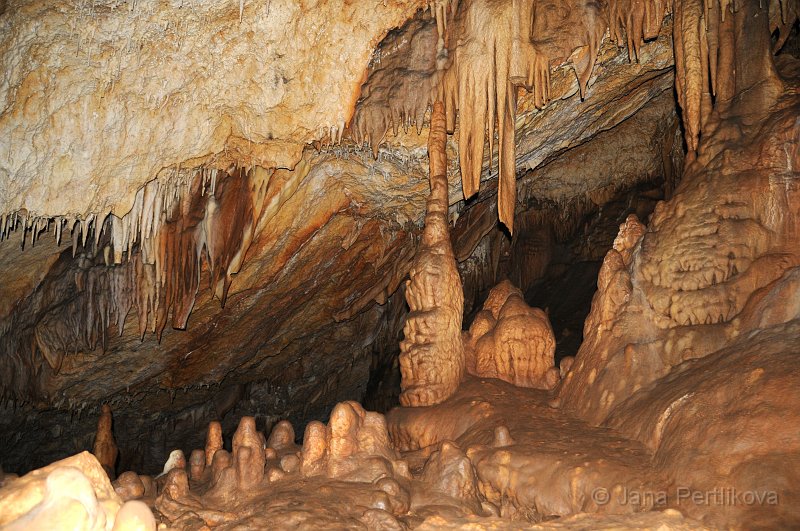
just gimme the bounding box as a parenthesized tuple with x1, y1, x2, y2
(0, 452, 154, 530)
(92, 404, 119, 479)
(398, 102, 465, 407)
(300, 421, 328, 477)
(112, 472, 145, 501)
(231, 416, 266, 489)
(188, 450, 206, 482)
(205, 421, 223, 466)
(158, 450, 187, 478)
(266, 420, 296, 452)
(463, 280, 559, 389)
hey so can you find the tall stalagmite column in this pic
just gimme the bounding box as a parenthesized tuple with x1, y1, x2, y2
(398, 102, 465, 407)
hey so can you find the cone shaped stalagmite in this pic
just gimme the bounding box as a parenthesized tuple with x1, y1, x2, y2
(92, 404, 118, 479)
(398, 102, 465, 407)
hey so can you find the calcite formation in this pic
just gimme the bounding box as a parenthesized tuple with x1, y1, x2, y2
(92, 404, 119, 479)
(558, 75, 800, 425)
(608, 0, 671, 62)
(0, 452, 155, 530)
(0, 167, 278, 402)
(463, 280, 559, 389)
(672, 0, 798, 157)
(158, 450, 187, 479)
(399, 102, 465, 407)
(607, 320, 800, 527)
(0, 0, 679, 475)
(112, 471, 146, 502)
(351, 15, 445, 155)
(353, 0, 671, 232)
(204, 421, 223, 467)
(109, 403, 414, 527)
(1, 0, 800, 529)
(0, 0, 430, 219)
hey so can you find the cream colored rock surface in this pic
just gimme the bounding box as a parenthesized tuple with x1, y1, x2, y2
(415, 509, 708, 530)
(606, 319, 800, 528)
(0, 0, 427, 219)
(387, 378, 661, 518)
(0, 451, 155, 530)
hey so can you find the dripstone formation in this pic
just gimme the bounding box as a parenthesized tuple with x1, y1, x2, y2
(1, 0, 799, 529)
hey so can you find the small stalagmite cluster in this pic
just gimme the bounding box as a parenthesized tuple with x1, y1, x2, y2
(93, 402, 415, 529)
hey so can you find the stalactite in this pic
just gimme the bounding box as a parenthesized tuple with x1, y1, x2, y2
(529, 0, 607, 100)
(609, 0, 671, 62)
(201, 169, 256, 304)
(101, 166, 265, 335)
(675, 0, 704, 154)
(353, 0, 623, 234)
(672, 0, 796, 158)
(440, 0, 537, 233)
(351, 15, 445, 156)
(770, 0, 800, 53)
(0, 166, 271, 401)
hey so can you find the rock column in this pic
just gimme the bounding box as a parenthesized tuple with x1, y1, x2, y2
(399, 101, 465, 407)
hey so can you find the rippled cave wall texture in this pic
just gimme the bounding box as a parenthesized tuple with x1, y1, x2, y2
(0, 0, 799, 529)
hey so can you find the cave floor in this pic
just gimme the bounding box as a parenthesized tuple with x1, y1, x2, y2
(388, 378, 666, 518)
(158, 378, 703, 529)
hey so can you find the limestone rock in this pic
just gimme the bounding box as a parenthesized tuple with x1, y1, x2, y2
(399, 101, 465, 406)
(0, 451, 150, 530)
(464, 280, 558, 389)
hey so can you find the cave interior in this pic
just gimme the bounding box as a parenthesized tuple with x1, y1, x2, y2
(0, 0, 799, 529)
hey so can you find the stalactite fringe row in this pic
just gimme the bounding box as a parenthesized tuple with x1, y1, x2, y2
(0, 165, 274, 401)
